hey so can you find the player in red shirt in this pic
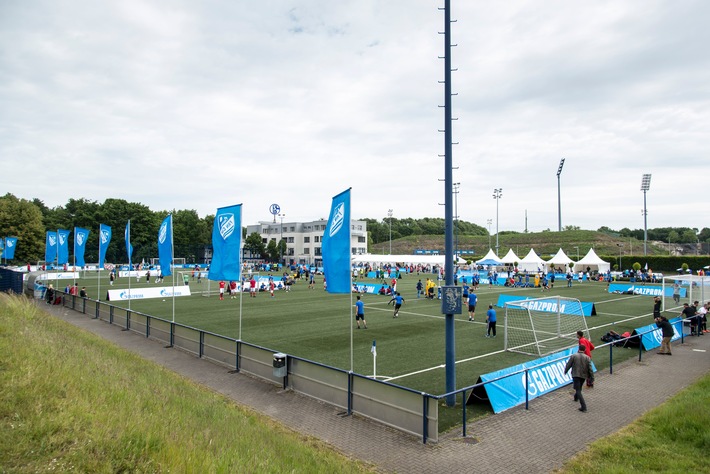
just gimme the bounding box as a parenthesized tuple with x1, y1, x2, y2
(250, 277, 257, 298)
(218, 281, 225, 300)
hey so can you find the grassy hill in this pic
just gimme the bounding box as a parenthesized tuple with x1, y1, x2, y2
(368, 230, 707, 271)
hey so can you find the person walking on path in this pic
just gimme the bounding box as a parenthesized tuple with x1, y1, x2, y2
(389, 292, 404, 318)
(355, 295, 367, 329)
(564, 344, 592, 412)
(577, 330, 596, 387)
(485, 304, 497, 337)
(655, 316, 674, 355)
(468, 292, 478, 321)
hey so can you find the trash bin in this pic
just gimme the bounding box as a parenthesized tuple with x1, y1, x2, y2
(273, 353, 287, 378)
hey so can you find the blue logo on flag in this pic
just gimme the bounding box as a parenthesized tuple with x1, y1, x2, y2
(158, 215, 173, 276)
(322, 189, 351, 294)
(99, 224, 112, 268)
(74, 227, 90, 267)
(218, 213, 235, 240)
(57, 229, 70, 265)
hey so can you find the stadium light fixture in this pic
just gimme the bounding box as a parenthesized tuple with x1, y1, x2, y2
(493, 188, 503, 256)
(387, 209, 393, 255)
(641, 174, 652, 256)
(557, 158, 565, 232)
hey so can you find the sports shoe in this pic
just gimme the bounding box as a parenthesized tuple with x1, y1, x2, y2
(364, 326, 368, 329)
(485, 334, 490, 338)
(468, 317, 472, 321)
(578, 408, 587, 413)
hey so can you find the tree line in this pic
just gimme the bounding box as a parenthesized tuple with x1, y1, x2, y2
(1, 193, 707, 264)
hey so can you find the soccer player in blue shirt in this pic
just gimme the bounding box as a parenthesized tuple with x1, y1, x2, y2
(468, 292, 478, 321)
(485, 304, 497, 337)
(389, 292, 405, 318)
(355, 295, 367, 329)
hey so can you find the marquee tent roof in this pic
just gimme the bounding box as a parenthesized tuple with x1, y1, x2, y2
(518, 248, 546, 272)
(573, 248, 611, 273)
(547, 248, 575, 267)
(351, 254, 466, 266)
(500, 248, 520, 264)
(475, 249, 504, 266)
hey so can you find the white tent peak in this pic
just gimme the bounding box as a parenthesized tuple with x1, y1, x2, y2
(475, 249, 504, 265)
(518, 248, 546, 272)
(573, 248, 611, 273)
(547, 248, 575, 267)
(500, 248, 520, 264)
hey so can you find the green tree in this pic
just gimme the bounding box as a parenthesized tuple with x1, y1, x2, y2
(266, 239, 279, 262)
(0, 194, 45, 262)
(680, 229, 698, 244)
(244, 232, 265, 259)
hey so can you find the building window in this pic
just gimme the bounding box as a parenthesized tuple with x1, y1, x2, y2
(287, 248, 294, 256)
(358, 236, 366, 243)
(304, 236, 310, 243)
(314, 236, 320, 243)
(304, 248, 310, 255)
(315, 247, 322, 256)
(261, 238, 267, 244)
(287, 237, 294, 243)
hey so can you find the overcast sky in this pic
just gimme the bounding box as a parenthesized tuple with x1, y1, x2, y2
(2, 1, 708, 234)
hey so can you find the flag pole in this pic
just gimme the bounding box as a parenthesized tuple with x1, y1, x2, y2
(170, 215, 175, 324)
(372, 340, 377, 379)
(127, 221, 131, 311)
(97, 228, 101, 304)
(72, 227, 76, 290)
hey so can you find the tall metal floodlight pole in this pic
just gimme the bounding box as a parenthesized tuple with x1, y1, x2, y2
(487, 219, 493, 249)
(557, 158, 565, 232)
(387, 209, 393, 255)
(453, 183, 460, 257)
(493, 188, 502, 256)
(441, 0, 456, 407)
(641, 174, 652, 256)
(279, 213, 286, 264)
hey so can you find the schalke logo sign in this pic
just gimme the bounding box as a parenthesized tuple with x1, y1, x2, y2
(269, 203, 280, 215)
(329, 202, 345, 237)
(159, 222, 168, 244)
(218, 213, 235, 240)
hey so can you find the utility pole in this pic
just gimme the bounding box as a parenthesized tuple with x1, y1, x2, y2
(557, 158, 565, 232)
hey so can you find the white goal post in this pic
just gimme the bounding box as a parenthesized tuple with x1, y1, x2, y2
(661, 274, 709, 313)
(504, 296, 590, 357)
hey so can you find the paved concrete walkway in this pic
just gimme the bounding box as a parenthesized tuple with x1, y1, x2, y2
(45, 303, 709, 473)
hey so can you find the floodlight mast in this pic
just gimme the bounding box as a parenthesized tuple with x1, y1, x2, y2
(557, 158, 565, 232)
(641, 174, 652, 256)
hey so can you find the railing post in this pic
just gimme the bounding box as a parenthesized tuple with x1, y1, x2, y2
(199, 331, 205, 358)
(146, 316, 151, 338)
(235, 340, 240, 372)
(347, 371, 353, 415)
(109, 305, 114, 324)
(124, 310, 131, 331)
(422, 393, 429, 444)
(525, 369, 530, 410)
(638, 335, 643, 361)
(462, 390, 468, 438)
(609, 342, 614, 374)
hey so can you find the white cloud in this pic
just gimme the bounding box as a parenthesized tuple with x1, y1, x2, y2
(1, 0, 708, 233)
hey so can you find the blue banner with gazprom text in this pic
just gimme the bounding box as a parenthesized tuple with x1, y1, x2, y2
(608, 283, 686, 298)
(1, 237, 18, 259)
(57, 229, 70, 265)
(74, 227, 90, 267)
(322, 188, 351, 294)
(158, 215, 173, 277)
(98, 224, 112, 269)
(208, 204, 242, 281)
(480, 347, 597, 414)
(45, 231, 57, 263)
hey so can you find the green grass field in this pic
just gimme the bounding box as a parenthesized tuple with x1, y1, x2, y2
(60, 270, 674, 400)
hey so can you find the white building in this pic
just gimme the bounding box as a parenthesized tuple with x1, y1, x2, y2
(245, 219, 368, 266)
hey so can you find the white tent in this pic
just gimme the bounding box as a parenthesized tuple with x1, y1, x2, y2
(500, 248, 520, 265)
(573, 248, 611, 274)
(474, 249, 504, 266)
(547, 248, 575, 271)
(518, 249, 546, 273)
(351, 254, 466, 266)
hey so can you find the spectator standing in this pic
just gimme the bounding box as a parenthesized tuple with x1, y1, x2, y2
(655, 316, 674, 355)
(652, 296, 662, 320)
(79, 287, 88, 298)
(564, 345, 592, 412)
(672, 282, 681, 304)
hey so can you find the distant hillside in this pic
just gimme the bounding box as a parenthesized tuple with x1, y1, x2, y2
(368, 230, 692, 260)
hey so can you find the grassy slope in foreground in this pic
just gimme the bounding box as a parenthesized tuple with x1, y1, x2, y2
(0, 294, 372, 473)
(558, 372, 710, 473)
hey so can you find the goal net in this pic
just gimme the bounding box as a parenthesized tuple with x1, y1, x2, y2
(661, 274, 709, 313)
(504, 296, 590, 357)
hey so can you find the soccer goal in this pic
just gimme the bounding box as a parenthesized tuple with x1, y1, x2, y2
(661, 274, 709, 312)
(504, 296, 590, 357)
